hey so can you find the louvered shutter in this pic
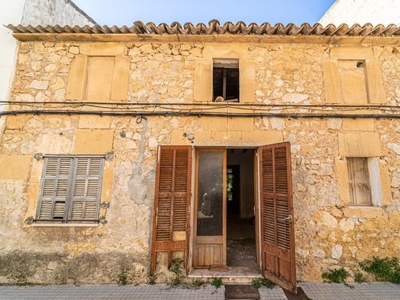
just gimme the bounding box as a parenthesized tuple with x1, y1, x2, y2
(69, 157, 103, 221)
(37, 157, 73, 220)
(150, 146, 192, 275)
(260, 142, 296, 292)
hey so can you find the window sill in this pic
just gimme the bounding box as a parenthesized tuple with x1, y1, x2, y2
(31, 223, 100, 228)
(342, 206, 387, 219)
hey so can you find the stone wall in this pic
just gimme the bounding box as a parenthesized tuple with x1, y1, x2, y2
(1, 39, 400, 284)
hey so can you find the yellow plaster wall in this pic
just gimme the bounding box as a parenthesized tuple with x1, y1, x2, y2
(0, 155, 31, 180)
(73, 130, 114, 154)
(379, 161, 393, 206)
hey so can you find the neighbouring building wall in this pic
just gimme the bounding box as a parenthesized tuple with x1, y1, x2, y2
(0, 0, 25, 133)
(320, 0, 400, 26)
(1, 38, 400, 284)
(21, 0, 96, 26)
(0, 0, 95, 141)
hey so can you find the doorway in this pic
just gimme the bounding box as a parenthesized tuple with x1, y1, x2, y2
(192, 148, 258, 271)
(151, 143, 296, 291)
(226, 150, 257, 270)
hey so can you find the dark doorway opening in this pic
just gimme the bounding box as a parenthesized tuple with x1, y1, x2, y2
(226, 149, 257, 268)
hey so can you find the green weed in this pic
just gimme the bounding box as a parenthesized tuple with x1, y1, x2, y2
(211, 277, 223, 289)
(251, 277, 275, 289)
(322, 267, 349, 284)
(360, 257, 400, 284)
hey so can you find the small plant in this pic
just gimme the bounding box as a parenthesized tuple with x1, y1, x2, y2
(189, 278, 207, 289)
(211, 277, 223, 289)
(251, 277, 275, 289)
(147, 275, 157, 285)
(322, 267, 349, 284)
(169, 258, 184, 286)
(360, 256, 400, 284)
(117, 268, 128, 285)
(354, 273, 366, 283)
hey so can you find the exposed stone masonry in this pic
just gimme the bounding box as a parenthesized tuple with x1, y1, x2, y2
(1, 39, 400, 284)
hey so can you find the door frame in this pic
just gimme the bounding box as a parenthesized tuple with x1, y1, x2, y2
(192, 148, 227, 268)
(186, 144, 296, 292)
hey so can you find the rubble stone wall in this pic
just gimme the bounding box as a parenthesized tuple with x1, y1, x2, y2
(1, 40, 400, 283)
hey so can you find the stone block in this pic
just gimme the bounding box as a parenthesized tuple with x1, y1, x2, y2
(342, 119, 375, 131)
(79, 43, 125, 55)
(194, 58, 212, 102)
(212, 130, 242, 142)
(171, 130, 192, 145)
(192, 131, 212, 143)
(29, 80, 48, 90)
(329, 47, 373, 60)
(73, 130, 114, 154)
(338, 132, 381, 156)
(323, 60, 342, 104)
(240, 58, 256, 103)
(342, 207, 362, 218)
(78, 116, 111, 129)
(240, 130, 283, 143)
(0, 155, 31, 180)
(37, 134, 73, 154)
(201, 117, 227, 131)
(6, 115, 31, 130)
(335, 156, 351, 205)
(101, 160, 114, 202)
(360, 207, 388, 219)
(203, 43, 248, 59)
(111, 56, 131, 100)
(66, 55, 88, 100)
(379, 162, 392, 206)
(327, 118, 342, 129)
(227, 118, 253, 131)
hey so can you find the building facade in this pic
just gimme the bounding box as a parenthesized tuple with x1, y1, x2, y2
(1, 21, 400, 289)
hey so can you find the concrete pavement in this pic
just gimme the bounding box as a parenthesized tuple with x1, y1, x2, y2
(0, 282, 399, 299)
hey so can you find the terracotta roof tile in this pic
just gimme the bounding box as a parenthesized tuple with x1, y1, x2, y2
(6, 20, 400, 36)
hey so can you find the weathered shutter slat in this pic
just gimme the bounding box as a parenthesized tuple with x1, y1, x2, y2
(260, 142, 296, 292)
(37, 157, 73, 220)
(70, 157, 103, 220)
(151, 146, 192, 275)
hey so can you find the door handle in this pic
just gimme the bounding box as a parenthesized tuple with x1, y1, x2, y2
(278, 215, 293, 223)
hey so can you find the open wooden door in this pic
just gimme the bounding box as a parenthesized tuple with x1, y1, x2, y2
(193, 148, 227, 267)
(259, 142, 296, 292)
(150, 146, 192, 275)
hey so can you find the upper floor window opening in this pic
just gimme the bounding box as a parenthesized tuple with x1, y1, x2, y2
(213, 59, 239, 102)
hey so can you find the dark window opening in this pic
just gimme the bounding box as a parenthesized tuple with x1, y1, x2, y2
(213, 59, 239, 102)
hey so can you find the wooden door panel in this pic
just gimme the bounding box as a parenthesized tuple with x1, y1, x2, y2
(194, 244, 223, 266)
(260, 142, 296, 292)
(193, 149, 226, 268)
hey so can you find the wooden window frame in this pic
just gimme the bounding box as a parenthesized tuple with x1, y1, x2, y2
(213, 59, 240, 102)
(346, 157, 382, 206)
(35, 155, 105, 223)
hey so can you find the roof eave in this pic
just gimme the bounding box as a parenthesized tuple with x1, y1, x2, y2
(10, 32, 400, 46)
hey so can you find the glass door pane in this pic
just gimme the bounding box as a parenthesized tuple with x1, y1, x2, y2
(197, 151, 223, 236)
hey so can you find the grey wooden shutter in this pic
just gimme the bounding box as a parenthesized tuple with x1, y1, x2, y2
(69, 157, 104, 220)
(37, 157, 73, 220)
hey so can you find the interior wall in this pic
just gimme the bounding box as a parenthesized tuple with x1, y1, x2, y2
(227, 149, 255, 218)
